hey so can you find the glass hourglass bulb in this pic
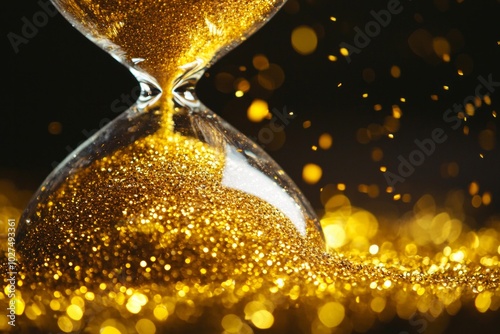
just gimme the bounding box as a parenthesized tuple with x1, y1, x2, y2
(15, 1, 326, 330)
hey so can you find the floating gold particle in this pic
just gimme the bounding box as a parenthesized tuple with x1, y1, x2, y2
(390, 65, 401, 78)
(253, 54, 270, 70)
(291, 25, 318, 55)
(302, 163, 323, 184)
(318, 133, 333, 150)
(247, 99, 269, 122)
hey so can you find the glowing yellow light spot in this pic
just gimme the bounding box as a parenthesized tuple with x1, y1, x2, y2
(126, 303, 142, 314)
(66, 304, 83, 321)
(392, 105, 402, 119)
(340, 47, 349, 56)
(222, 314, 243, 333)
(443, 85, 449, 90)
(101, 326, 122, 334)
(475, 292, 493, 313)
(330, 16, 337, 21)
(458, 69, 464, 76)
(469, 182, 479, 195)
(337, 183, 346, 191)
(383, 280, 392, 288)
(140, 260, 147, 267)
(85, 292, 95, 301)
(153, 305, 169, 321)
(388, 133, 394, 139)
(380, 166, 387, 172)
(390, 65, 401, 78)
(244, 300, 266, 319)
(328, 55, 337, 62)
(235, 90, 244, 97)
(400, 97, 406, 103)
(318, 302, 344, 328)
(136, 318, 156, 334)
(302, 163, 322, 184)
(318, 133, 333, 150)
(252, 54, 269, 70)
(311, 145, 318, 151)
(291, 25, 318, 55)
(337, 82, 342, 87)
(465, 103, 475, 116)
(370, 297, 386, 313)
(247, 99, 269, 122)
(50, 299, 61, 311)
(369, 244, 379, 255)
(58, 315, 73, 333)
(405, 243, 418, 256)
(126, 293, 148, 314)
(71, 296, 84, 308)
(236, 78, 250, 93)
(374, 104, 382, 111)
(431, 94, 439, 101)
(450, 250, 465, 262)
(323, 224, 346, 249)
(484, 95, 492, 105)
(482, 192, 492, 206)
(362, 93, 368, 98)
(251, 310, 274, 329)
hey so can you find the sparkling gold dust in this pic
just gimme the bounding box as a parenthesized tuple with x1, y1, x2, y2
(3, 141, 500, 332)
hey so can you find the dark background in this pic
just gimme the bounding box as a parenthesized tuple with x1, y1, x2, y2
(2, 0, 500, 332)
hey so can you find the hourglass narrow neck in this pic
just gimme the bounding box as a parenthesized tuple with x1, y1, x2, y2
(171, 59, 206, 111)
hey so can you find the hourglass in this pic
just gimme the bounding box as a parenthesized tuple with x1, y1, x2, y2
(18, 1, 324, 265)
(15, 0, 327, 331)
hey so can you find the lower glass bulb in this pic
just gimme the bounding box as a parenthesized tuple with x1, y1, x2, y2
(15, 62, 326, 331)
